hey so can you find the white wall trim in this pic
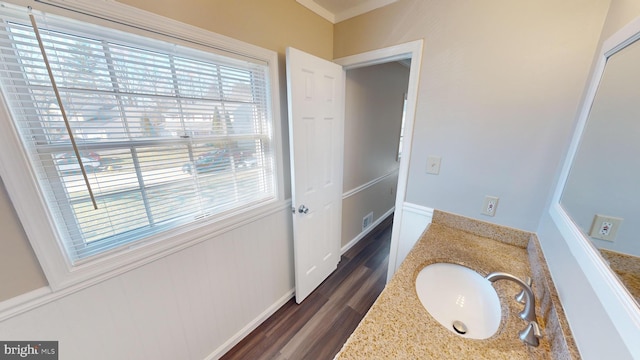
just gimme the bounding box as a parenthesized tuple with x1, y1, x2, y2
(0, 287, 52, 322)
(401, 202, 434, 218)
(295, 0, 399, 24)
(30, 0, 276, 62)
(547, 15, 640, 357)
(342, 169, 398, 200)
(204, 289, 295, 360)
(341, 207, 394, 255)
(295, 0, 336, 23)
(550, 204, 640, 356)
(334, 0, 399, 23)
(335, 41, 423, 70)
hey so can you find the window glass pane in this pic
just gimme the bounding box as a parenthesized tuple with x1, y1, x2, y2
(110, 44, 175, 96)
(137, 146, 199, 223)
(120, 96, 182, 139)
(74, 191, 149, 244)
(173, 57, 221, 99)
(179, 100, 227, 137)
(58, 92, 124, 141)
(54, 148, 150, 244)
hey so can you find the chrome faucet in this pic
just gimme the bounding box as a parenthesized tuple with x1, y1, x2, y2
(486, 272, 537, 322)
(519, 321, 542, 347)
(486, 272, 542, 347)
(515, 276, 532, 304)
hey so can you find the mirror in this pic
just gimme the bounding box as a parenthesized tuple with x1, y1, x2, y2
(560, 32, 640, 305)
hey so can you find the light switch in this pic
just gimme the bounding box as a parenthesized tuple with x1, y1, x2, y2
(426, 156, 441, 175)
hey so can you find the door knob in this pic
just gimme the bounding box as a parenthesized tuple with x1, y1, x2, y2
(298, 205, 309, 214)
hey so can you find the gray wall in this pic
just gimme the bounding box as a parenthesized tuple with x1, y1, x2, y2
(332, 1, 640, 356)
(334, 0, 611, 232)
(341, 62, 409, 246)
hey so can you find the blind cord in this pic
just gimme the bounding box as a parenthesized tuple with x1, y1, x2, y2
(28, 9, 98, 210)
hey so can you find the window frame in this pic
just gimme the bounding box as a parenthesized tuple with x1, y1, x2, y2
(0, 0, 286, 291)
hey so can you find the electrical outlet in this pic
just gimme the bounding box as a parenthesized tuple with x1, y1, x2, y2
(481, 196, 499, 217)
(589, 214, 623, 241)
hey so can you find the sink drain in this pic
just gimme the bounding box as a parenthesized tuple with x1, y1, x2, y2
(452, 320, 468, 335)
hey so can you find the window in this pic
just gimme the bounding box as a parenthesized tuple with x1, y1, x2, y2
(397, 93, 407, 161)
(0, 6, 277, 264)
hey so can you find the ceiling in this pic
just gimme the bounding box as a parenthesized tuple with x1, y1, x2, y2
(296, 0, 398, 24)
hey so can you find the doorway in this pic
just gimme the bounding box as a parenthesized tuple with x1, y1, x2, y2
(335, 40, 423, 282)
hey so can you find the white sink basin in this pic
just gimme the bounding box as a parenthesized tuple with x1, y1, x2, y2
(415, 263, 501, 339)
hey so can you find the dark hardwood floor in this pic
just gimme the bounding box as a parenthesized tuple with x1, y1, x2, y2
(220, 215, 393, 360)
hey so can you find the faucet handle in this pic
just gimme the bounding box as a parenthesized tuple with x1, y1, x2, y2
(519, 321, 542, 347)
(515, 276, 532, 304)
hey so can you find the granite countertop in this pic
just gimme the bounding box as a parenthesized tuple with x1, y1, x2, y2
(335, 211, 579, 360)
(599, 249, 640, 304)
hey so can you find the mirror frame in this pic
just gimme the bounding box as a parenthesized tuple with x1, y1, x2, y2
(549, 16, 640, 354)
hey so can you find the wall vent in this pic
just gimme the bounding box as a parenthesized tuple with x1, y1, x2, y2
(362, 212, 374, 231)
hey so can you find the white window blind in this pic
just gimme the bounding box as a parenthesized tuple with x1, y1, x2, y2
(0, 7, 276, 262)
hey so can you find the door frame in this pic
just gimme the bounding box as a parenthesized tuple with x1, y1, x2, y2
(334, 40, 423, 282)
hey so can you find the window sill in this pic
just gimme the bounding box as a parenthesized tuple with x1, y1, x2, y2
(61, 198, 291, 289)
(0, 198, 292, 322)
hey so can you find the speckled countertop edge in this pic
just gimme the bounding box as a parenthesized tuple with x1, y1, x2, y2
(334, 210, 579, 360)
(432, 210, 530, 248)
(527, 233, 581, 359)
(599, 249, 640, 304)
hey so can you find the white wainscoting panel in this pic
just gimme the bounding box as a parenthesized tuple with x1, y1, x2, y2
(0, 207, 295, 360)
(389, 202, 433, 277)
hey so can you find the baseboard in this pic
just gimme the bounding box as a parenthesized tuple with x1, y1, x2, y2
(204, 288, 295, 359)
(203, 207, 396, 359)
(341, 207, 395, 255)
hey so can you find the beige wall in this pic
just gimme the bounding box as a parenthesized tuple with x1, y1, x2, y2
(342, 176, 397, 246)
(118, 0, 333, 60)
(0, 179, 47, 300)
(343, 63, 408, 190)
(341, 62, 409, 246)
(600, 0, 640, 40)
(0, 0, 333, 302)
(334, 0, 611, 232)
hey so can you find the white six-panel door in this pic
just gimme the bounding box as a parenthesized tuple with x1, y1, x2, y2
(286, 47, 345, 304)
